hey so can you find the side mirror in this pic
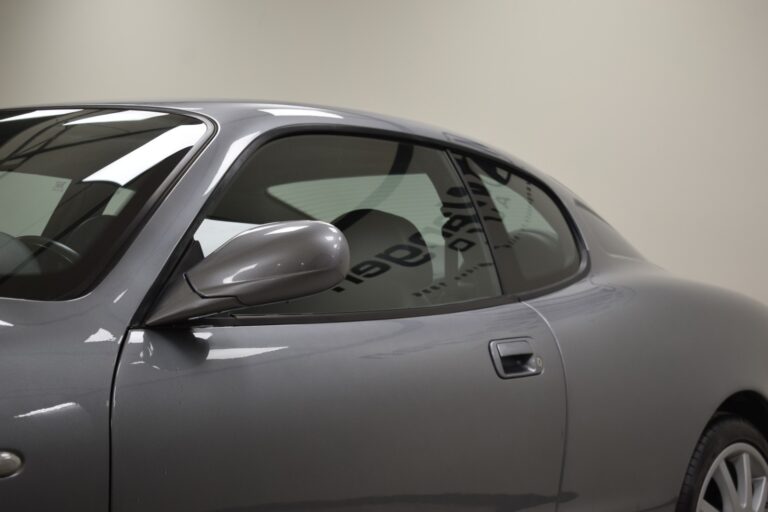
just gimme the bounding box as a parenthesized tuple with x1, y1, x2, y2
(146, 220, 350, 326)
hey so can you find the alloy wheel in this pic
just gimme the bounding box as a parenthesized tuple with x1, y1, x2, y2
(697, 442, 768, 512)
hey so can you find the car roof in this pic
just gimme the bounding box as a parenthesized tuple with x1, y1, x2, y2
(6, 100, 525, 167)
(3, 100, 572, 206)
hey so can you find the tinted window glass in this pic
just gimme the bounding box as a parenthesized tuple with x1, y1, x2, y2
(453, 153, 581, 293)
(0, 108, 207, 300)
(193, 135, 502, 315)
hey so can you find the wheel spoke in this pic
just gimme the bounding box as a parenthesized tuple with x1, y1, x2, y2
(714, 459, 740, 510)
(737, 452, 753, 507)
(751, 476, 767, 511)
(696, 442, 768, 512)
(698, 499, 720, 512)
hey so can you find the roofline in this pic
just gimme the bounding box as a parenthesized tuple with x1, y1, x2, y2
(0, 101, 564, 201)
(0, 100, 519, 157)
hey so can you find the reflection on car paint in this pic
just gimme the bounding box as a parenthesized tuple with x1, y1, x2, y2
(206, 347, 288, 360)
(84, 328, 117, 343)
(203, 133, 260, 196)
(14, 402, 79, 419)
(127, 331, 145, 344)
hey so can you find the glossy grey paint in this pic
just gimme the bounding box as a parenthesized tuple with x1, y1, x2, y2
(0, 101, 766, 512)
(0, 108, 215, 512)
(524, 183, 768, 511)
(147, 220, 350, 325)
(113, 306, 567, 512)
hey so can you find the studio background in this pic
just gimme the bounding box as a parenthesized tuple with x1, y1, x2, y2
(1, 0, 766, 304)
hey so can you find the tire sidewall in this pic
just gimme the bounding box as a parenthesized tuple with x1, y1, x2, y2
(677, 417, 768, 512)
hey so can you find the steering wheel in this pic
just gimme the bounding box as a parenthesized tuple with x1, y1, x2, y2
(16, 235, 81, 266)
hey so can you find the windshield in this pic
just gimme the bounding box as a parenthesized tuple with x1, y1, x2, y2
(0, 107, 208, 300)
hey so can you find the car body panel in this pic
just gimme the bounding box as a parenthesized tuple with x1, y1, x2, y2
(0, 101, 766, 511)
(112, 304, 567, 512)
(525, 184, 768, 511)
(0, 301, 118, 510)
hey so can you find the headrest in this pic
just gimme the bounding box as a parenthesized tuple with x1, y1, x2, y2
(331, 209, 433, 306)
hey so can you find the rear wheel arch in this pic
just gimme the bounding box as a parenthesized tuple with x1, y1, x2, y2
(711, 390, 768, 440)
(674, 391, 768, 510)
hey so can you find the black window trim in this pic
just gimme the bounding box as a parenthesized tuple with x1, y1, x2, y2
(136, 124, 590, 328)
(0, 104, 218, 301)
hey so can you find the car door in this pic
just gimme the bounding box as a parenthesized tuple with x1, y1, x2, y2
(111, 133, 569, 512)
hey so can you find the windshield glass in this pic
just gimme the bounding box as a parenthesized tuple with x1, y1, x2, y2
(0, 107, 208, 300)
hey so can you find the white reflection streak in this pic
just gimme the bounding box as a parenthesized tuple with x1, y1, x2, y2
(203, 133, 260, 195)
(85, 328, 117, 343)
(193, 332, 213, 340)
(15, 402, 77, 419)
(223, 263, 257, 284)
(0, 109, 82, 123)
(83, 123, 206, 186)
(259, 108, 342, 119)
(265, 225, 307, 236)
(0, 320, 13, 327)
(127, 331, 145, 344)
(207, 347, 287, 360)
(64, 110, 167, 125)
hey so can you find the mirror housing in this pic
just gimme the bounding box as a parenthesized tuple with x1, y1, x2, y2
(146, 220, 350, 326)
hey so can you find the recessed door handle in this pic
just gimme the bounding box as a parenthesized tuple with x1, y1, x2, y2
(489, 339, 543, 379)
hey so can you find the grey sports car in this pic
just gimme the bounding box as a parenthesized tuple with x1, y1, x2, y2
(0, 102, 766, 512)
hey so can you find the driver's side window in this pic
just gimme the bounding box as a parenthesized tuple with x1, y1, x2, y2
(192, 134, 502, 316)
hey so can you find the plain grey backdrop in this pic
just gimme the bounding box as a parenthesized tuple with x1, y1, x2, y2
(0, 0, 765, 304)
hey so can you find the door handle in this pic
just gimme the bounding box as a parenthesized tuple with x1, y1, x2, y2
(489, 339, 543, 379)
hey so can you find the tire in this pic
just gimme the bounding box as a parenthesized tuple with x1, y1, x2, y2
(677, 416, 768, 512)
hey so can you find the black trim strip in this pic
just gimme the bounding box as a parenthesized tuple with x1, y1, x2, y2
(187, 296, 513, 327)
(446, 150, 508, 294)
